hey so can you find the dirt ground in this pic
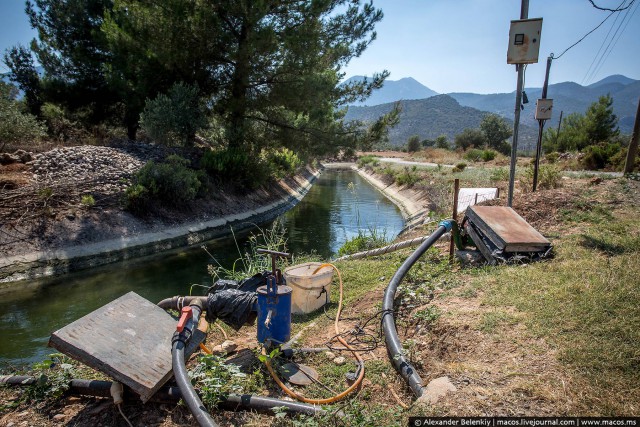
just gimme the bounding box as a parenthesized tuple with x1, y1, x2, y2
(1, 158, 636, 425)
(0, 145, 317, 259)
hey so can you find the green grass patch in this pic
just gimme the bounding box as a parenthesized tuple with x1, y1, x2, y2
(474, 203, 640, 411)
(559, 197, 614, 224)
(479, 310, 519, 333)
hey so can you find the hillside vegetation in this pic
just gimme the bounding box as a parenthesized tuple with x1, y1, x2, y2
(345, 95, 538, 150)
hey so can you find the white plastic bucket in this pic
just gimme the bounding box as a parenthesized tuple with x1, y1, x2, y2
(283, 262, 334, 314)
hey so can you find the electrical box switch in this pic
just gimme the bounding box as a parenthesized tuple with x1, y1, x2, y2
(507, 18, 543, 64)
(535, 99, 554, 120)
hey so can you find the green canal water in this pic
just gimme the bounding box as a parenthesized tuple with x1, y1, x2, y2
(0, 170, 404, 366)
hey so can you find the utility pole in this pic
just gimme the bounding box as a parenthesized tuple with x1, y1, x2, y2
(554, 110, 563, 147)
(507, 0, 529, 207)
(556, 110, 563, 134)
(533, 56, 552, 191)
(624, 98, 640, 174)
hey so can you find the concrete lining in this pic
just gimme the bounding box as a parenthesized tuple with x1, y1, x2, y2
(0, 169, 321, 288)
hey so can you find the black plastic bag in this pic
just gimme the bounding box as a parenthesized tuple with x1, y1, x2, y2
(205, 289, 257, 330)
(208, 271, 269, 294)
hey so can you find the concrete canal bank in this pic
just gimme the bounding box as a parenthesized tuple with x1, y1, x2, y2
(0, 168, 320, 288)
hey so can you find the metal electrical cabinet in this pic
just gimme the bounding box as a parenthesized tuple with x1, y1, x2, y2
(535, 98, 554, 120)
(507, 18, 543, 64)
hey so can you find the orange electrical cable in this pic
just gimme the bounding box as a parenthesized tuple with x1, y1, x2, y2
(262, 263, 365, 404)
(199, 343, 213, 354)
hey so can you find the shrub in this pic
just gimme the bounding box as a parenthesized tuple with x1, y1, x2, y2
(407, 135, 421, 153)
(202, 148, 266, 190)
(482, 149, 497, 161)
(0, 91, 46, 151)
(127, 155, 201, 211)
(395, 166, 420, 187)
(125, 183, 149, 214)
(455, 129, 486, 150)
(357, 155, 380, 168)
(490, 167, 509, 181)
(545, 152, 559, 164)
(464, 148, 484, 162)
(435, 134, 450, 150)
(381, 164, 396, 179)
(451, 162, 467, 173)
(338, 229, 388, 256)
(80, 194, 95, 207)
(523, 165, 562, 190)
(582, 143, 622, 170)
(139, 82, 206, 146)
(263, 147, 302, 179)
(40, 103, 82, 142)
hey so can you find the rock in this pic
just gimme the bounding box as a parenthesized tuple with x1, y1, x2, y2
(221, 340, 237, 353)
(325, 351, 336, 360)
(415, 376, 457, 405)
(88, 401, 112, 415)
(333, 356, 346, 365)
(211, 340, 237, 355)
(15, 150, 33, 163)
(52, 413, 66, 421)
(0, 153, 20, 165)
(455, 249, 485, 266)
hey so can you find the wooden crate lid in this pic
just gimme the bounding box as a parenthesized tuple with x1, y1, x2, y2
(466, 205, 550, 252)
(49, 291, 204, 402)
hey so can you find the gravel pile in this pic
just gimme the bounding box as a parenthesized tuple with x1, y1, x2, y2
(29, 143, 164, 194)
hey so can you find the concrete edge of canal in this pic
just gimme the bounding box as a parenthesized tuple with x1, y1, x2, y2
(0, 169, 322, 289)
(323, 162, 430, 233)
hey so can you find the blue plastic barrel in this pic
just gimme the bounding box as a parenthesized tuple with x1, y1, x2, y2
(256, 276, 292, 347)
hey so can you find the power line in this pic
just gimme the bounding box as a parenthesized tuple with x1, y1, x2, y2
(553, 0, 629, 60)
(588, 0, 634, 11)
(588, 0, 639, 83)
(581, 0, 627, 84)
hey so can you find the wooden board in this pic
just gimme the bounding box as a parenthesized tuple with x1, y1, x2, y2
(466, 206, 550, 252)
(49, 291, 204, 402)
(464, 223, 497, 265)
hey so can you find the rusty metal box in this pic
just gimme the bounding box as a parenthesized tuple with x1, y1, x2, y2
(507, 18, 543, 64)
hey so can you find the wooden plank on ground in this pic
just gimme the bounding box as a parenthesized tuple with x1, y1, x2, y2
(49, 291, 204, 402)
(464, 223, 497, 265)
(467, 206, 550, 252)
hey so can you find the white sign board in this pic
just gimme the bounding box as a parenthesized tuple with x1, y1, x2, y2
(507, 18, 543, 64)
(535, 98, 553, 120)
(457, 188, 499, 212)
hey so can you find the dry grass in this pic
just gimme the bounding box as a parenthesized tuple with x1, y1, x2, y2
(2, 179, 637, 426)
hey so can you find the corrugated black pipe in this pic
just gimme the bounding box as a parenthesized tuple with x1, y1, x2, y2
(382, 221, 453, 399)
(0, 376, 324, 416)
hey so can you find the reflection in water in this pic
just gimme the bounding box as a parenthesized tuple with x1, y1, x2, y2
(0, 170, 403, 365)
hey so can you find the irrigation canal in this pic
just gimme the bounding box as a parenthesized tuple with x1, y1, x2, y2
(0, 169, 404, 365)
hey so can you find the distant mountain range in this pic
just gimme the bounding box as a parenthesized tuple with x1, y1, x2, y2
(345, 74, 639, 144)
(344, 76, 438, 106)
(345, 94, 538, 150)
(449, 74, 639, 134)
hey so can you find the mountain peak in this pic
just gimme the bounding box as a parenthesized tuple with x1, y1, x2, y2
(344, 75, 438, 106)
(588, 74, 635, 88)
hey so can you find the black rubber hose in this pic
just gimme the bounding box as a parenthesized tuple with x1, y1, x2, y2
(158, 296, 207, 310)
(155, 298, 328, 418)
(0, 376, 325, 416)
(172, 304, 219, 427)
(382, 222, 451, 399)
